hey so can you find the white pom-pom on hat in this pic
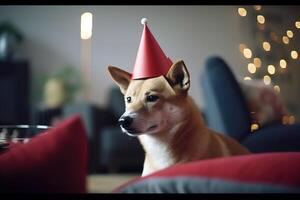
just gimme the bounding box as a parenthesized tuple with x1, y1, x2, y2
(141, 18, 148, 25)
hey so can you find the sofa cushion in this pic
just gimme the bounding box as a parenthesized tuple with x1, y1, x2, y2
(0, 115, 88, 193)
(115, 152, 300, 193)
(242, 123, 300, 153)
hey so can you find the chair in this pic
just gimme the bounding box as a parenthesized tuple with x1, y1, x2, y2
(63, 103, 112, 173)
(200, 56, 300, 153)
(97, 87, 144, 173)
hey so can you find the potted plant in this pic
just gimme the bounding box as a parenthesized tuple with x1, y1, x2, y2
(33, 66, 82, 109)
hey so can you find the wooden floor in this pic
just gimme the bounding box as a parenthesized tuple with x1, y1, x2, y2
(87, 174, 139, 193)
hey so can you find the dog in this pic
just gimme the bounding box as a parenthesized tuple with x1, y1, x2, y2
(108, 60, 250, 176)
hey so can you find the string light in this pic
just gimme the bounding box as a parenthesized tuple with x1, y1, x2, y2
(273, 85, 280, 93)
(263, 75, 271, 85)
(282, 115, 289, 125)
(282, 36, 289, 44)
(286, 30, 293, 38)
(291, 50, 298, 59)
(262, 41, 271, 51)
(295, 21, 300, 29)
(283, 115, 296, 125)
(267, 65, 276, 75)
(257, 15, 265, 24)
(248, 63, 256, 73)
(243, 48, 252, 59)
(254, 5, 262, 11)
(253, 57, 262, 68)
(251, 123, 259, 132)
(289, 116, 296, 124)
(238, 8, 247, 17)
(279, 59, 287, 68)
(238, 10, 295, 97)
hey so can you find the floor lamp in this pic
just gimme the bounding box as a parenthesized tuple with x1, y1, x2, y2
(80, 12, 93, 102)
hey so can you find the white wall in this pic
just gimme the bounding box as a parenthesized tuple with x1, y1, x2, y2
(0, 6, 251, 109)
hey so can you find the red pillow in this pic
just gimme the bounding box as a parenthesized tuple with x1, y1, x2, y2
(0, 115, 88, 193)
(115, 153, 300, 193)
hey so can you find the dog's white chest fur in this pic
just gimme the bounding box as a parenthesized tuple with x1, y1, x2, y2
(139, 135, 174, 175)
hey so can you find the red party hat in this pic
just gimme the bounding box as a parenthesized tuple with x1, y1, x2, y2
(131, 18, 173, 80)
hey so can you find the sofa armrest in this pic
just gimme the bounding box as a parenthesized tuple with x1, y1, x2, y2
(200, 56, 252, 141)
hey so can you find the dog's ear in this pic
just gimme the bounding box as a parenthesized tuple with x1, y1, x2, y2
(166, 60, 190, 92)
(107, 66, 131, 94)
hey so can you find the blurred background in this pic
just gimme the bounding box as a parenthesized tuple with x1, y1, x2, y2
(0, 6, 299, 176)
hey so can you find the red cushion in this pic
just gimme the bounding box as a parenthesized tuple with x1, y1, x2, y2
(115, 152, 300, 192)
(0, 115, 88, 193)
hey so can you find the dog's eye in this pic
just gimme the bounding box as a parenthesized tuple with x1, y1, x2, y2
(146, 95, 159, 102)
(126, 97, 132, 103)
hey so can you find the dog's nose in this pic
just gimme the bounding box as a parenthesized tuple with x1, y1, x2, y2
(118, 116, 133, 129)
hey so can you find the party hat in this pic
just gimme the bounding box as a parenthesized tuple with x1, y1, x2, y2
(131, 18, 173, 80)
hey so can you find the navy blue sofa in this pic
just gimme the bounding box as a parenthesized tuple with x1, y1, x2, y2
(200, 56, 300, 153)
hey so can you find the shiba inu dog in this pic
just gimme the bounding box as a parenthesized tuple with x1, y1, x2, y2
(108, 60, 250, 176)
